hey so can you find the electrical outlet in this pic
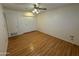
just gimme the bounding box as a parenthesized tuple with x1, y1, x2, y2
(11, 33, 14, 36)
(10, 32, 17, 36)
(69, 35, 74, 40)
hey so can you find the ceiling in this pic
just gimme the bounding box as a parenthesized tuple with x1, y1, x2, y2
(2, 3, 71, 13)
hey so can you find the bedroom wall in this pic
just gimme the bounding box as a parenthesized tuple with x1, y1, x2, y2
(37, 4, 79, 45)
(4, 9, 37, 37)
(0, 4, 8, 55)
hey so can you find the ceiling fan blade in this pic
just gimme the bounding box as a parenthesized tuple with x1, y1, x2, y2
(38, 8, 47, 10)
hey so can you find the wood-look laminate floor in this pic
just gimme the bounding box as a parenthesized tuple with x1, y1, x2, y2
(7, 31, 79, 56)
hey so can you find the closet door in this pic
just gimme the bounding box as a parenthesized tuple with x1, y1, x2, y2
(4, 11, 18, 37)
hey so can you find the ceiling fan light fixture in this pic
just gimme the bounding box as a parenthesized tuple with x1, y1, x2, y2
(34, 9, 37, 12)
(32, 3, 47, 14)
(36, 11, 39, 14)
(32, 10, 35, 13)
(32, 8, 40, 14)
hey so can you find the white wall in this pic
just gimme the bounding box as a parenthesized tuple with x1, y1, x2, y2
(4, 9, 37, 37)
(37, 4, 79, 45)
(0, 5, 8, 55)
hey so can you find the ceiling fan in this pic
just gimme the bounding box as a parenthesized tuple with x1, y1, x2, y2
(33, 3, 47, 10)
(32, 3, 47, 14)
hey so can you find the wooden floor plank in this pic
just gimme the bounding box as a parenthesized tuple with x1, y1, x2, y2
(7, 31, 79, 56)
